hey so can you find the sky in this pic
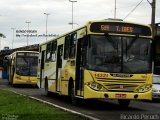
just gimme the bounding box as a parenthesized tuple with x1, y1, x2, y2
(0, 0, 160, 50)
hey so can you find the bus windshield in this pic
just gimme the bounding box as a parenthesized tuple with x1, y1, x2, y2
(16, 55, 38, 76)
(87, 35, 152, 73)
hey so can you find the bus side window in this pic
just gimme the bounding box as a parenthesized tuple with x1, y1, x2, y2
(64, 35, 70, 60)
(51, 41, 57, 61)
(46, 42, 52, 62)
(69, 33, 77, 59)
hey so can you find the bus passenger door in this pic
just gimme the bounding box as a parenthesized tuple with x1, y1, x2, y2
(40, 50, 45, 88)
(8, 59, 13, 84)
(8, 60, 12, 84)
(56, 45, 63, 92)
(11, 58, 15, 84)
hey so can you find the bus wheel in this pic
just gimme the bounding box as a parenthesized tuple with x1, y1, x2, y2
(118, 99, 130, 108)
(45, 77, 49, 96)
(69, 83, 77, 105)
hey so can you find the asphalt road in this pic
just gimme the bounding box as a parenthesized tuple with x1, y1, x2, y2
(0, 80, 160, 120)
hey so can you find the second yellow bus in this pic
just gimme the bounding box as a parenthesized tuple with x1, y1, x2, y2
(6, 51, 39, 85)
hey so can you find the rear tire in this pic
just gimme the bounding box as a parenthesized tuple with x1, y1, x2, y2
(45, 77, 50, 96)
(118, 99, 130, 108)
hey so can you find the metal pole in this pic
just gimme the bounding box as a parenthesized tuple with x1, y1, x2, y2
(44, 13, 50, 41)
(69, 0, 77, 29)
(72, 2, 73, 29)
(11, 28, 15, 49)
(26, 22, 31, 46)
(12, 29, 14, 49)
(114, 0, 117, 19)
(151, 0, 156, 38)
(46, 15, 48, 41)
(0, 37, 1, 51)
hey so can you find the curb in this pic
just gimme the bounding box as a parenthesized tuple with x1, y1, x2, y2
(7, 89, 100, 120)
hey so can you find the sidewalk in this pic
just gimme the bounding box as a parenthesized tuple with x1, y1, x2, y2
(0, 79, 8, 89)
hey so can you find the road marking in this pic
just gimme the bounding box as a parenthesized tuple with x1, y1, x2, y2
(8, 89, 100, 120)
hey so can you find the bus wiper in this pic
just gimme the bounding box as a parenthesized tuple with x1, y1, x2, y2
(125, 35, 139, 62)
(126, 35, 139, 51)
(153, 83, 160, 84)
(104, 32, 117, 49)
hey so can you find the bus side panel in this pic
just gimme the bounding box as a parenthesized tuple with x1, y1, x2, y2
(61, 60, 76, 95)
(46, 62, 57, 92)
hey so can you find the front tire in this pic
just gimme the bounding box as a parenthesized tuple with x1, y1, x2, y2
(69, 82, 77, 105)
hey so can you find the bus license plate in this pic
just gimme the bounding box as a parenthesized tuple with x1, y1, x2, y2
(115, 94, 126, 98)
(26, 80, 31, 83)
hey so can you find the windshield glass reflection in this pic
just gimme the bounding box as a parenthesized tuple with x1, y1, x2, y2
(16, 56, 38, 76)
(87, 35, 151, 73)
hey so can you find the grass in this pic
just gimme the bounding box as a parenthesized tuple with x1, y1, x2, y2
(0, 89, 87, 120)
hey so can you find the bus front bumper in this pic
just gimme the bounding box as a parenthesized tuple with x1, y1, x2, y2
(84, 85, 152, 100)
(13, 79, 38, 85)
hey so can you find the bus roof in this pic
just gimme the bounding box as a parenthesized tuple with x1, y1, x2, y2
(9, 51, 39, 57)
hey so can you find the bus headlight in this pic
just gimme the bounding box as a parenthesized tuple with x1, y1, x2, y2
(136, 84, 152, 93)
(85, 82, 107, 91)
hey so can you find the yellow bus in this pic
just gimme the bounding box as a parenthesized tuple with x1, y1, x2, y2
(38, 20, 153, 107)
(7, 51, 39, 85)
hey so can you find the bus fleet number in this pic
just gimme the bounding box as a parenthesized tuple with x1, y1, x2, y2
(95, 73, 108, 78)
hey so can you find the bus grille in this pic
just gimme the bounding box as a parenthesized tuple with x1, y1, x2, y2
(98, 79, 146, 92)
(104, 84, 138, 92)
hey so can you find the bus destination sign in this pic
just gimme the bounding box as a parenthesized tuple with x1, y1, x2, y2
(90, 22, 151, 36)
(17, 52, 38, 57)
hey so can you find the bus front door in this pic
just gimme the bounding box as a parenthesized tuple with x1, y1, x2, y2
(75, 39, 84, 96)
(56, 45, 63, 92)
